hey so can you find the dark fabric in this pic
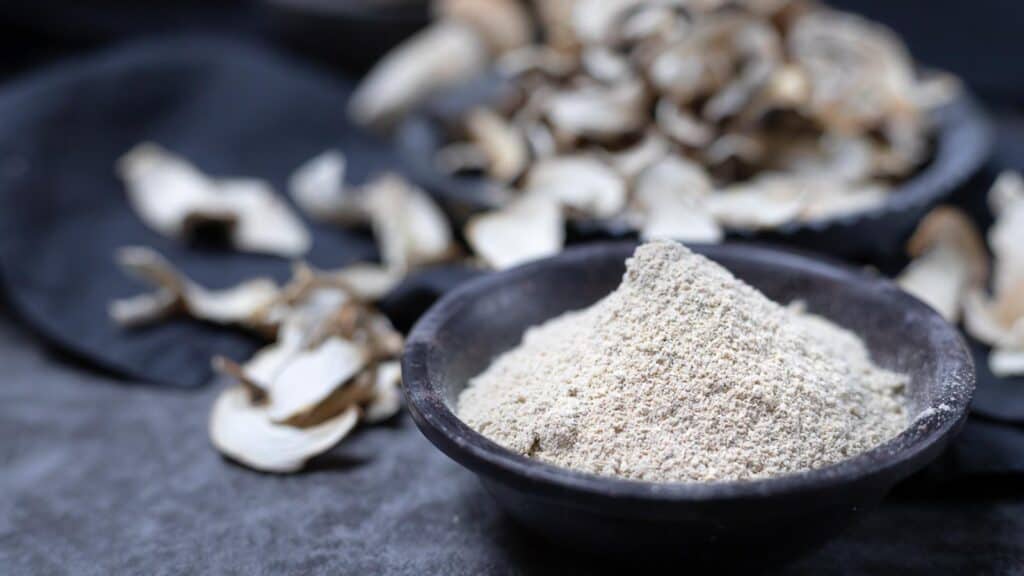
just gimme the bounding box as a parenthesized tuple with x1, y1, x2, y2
(0, 311, 1020, 575)
(0, 36, 477, 388)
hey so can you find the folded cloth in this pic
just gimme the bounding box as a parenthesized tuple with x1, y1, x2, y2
(0, 36, 472, 388)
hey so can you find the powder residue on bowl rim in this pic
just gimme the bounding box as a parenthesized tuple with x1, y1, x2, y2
(456, 240, 909, 483)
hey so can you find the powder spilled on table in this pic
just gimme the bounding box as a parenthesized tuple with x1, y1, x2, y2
(457, 241, 908, 483)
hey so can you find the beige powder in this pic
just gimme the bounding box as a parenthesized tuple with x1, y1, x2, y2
(457, 240, 908, 483)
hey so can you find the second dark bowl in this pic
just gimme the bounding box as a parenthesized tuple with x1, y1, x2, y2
(402, 242, 975, 568)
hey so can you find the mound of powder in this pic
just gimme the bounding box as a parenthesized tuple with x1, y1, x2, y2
(457, 240, 908, 483)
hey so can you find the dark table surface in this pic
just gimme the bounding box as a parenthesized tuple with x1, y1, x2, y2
(1, 304, 1022, 575)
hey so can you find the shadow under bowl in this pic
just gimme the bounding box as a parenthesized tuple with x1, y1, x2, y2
(397, 76, 992, 266)
(401, 242, 975, 568)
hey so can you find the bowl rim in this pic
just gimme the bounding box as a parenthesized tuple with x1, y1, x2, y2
(396, 77, 992, 236)
(402, 242, 975, 511)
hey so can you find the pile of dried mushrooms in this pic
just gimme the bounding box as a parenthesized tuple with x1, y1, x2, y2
(898, 172, 1024, 378)
(113, 144, 461, 473)
(352, 0, 958, 253)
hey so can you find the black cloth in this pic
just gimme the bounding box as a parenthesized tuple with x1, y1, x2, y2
(0, 36, 477, 388)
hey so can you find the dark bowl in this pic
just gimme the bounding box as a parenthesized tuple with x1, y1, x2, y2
(401, 242, 975, 568)
(397, 77, 992, 266)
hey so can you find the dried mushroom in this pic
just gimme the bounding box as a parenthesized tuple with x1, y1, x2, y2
(109, 247, 279, 329)
(350, 0, 532, 129)
(362, 174, 456, 272)
(209, 385, 360, 474)
(466, 192, 565, 269)
(525, 155, 626, 218)
(421, 0, 955, 244)
(634, 157, 721, 242)
(349, 21, 489, 128)
(363, 361, 403, 423)
(897, 207, 987, 323)
(960, 172, 1024, 376)
(119, 143, 311, 257)
(288, 150, 367, 225)
(202, 262, 408, 473)
(465, 107, 529, 182)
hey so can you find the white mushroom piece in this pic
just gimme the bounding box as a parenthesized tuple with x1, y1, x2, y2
(962, 172, 1024, 376)
(209, 385, 360, 474)
(363, 361, 404, 424)
(109, 246, 280, 329)
(288, 150, 367, 225)
(464, 107, 529, 182)
(118, 143, 311, 258)
(634, 157, 722, 243)
(466, 192, 565, 269)
(543, 80, 648, 144)
(361, 173, 456, 273)
(207, 263, 407, 473)
(524, 155, 627, 219)
(706, 175, 806, 231)
(897, 207, 988, 323)
(348, 0, 532, 129)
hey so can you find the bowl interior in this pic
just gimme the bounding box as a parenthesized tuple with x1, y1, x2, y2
(429, 244, 959, 417)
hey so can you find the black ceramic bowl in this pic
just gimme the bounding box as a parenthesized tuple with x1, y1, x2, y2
(402, 242, 975, 568)
(397, 78, 991, 265)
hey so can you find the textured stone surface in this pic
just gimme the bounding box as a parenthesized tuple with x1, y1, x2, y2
(0, 307, 1021, 575)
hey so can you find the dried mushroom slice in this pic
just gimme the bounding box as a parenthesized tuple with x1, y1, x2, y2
(321, 263, 402, 303)
(110, 247, 279, 329)
(606, 130, 670, 180)
(217, 179, 312, 257)
(466, 192, 565, 269)
(436, 142, 490, 175)
(961, 173, 1024, 374)
(363, 361, 403, 423)
(635, 157, 721, 243)
(544, 81, 647, 144)
(465, 107, 529, 182)
(265, 337, 368, 424)
(497, 46, 576, 79)
(437, 0, 533, 55)
(990, 346, 1024, 378)
(525, 155, 626, 218)
(118, 143, 310, 257)
(648, 14, 770, 106)
(789, 10, 920, 133)
(209, 385, 359, 474)
(798, 183, 889, 222)
(349, 21, 489, 128)
(362, 174, 456, 272)
(988, 172, 1024, 297)
(771, 135, 875, 185)
(655, 99, 713, 147)
(572, 0, 639, 45)
(582, 46, 634, 84)
(118, 143, 234, 240)
(706, 175, 806, 230)
(288, 150, 368, 225)
(897, 207, 987, 322)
